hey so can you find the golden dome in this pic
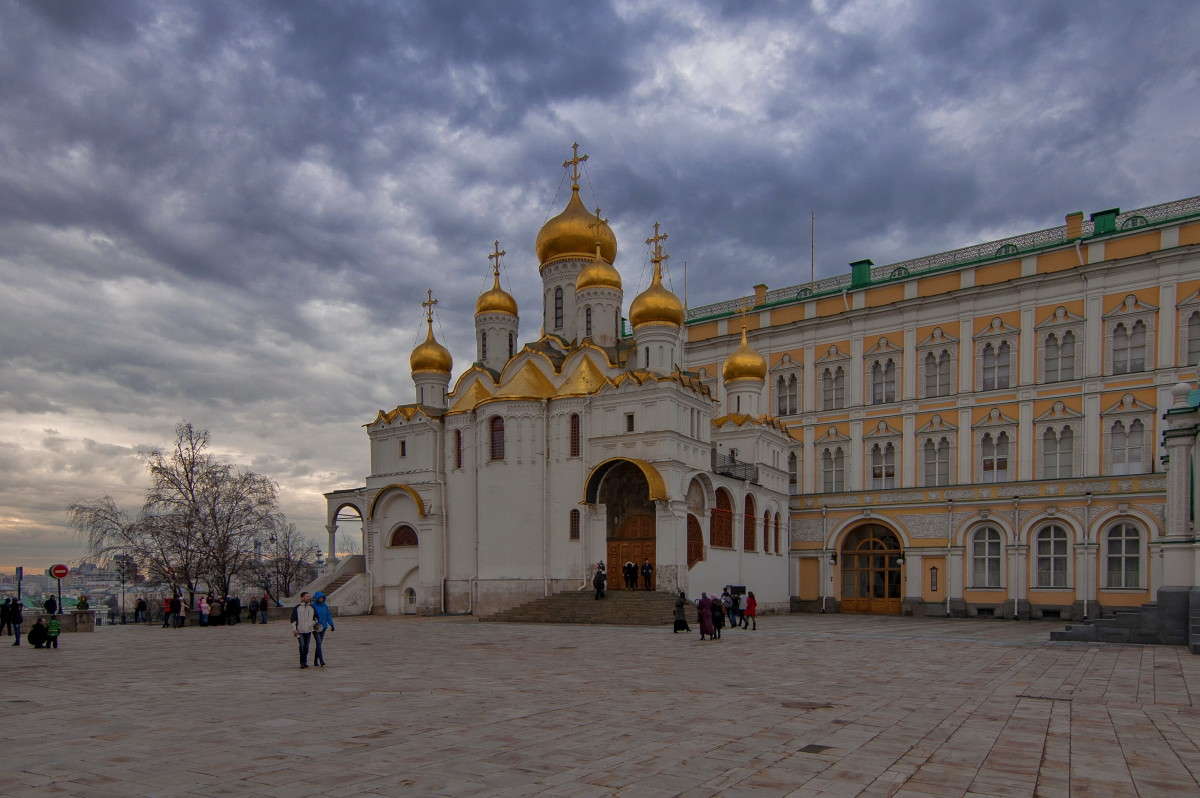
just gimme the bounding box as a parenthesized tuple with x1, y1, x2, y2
(410, 319, 453, 375)
(722, 326, 766, 382)
(629, 261, 683, 328)
(475, 272, 518, 316)
(575, 255, 622, 291)
(536, 188, 617, 266)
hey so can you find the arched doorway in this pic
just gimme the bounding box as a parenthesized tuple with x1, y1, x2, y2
(840, 524, 903, 614)
(687, 515, 704, 568)
(598, 460, 656, 590)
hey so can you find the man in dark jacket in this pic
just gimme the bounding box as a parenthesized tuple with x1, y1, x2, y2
(134, 597, 148, 623)
(169, 595, 182, 628)
(622, 561, 635, 590)
(28, 617, 49, 648)
(641, 559, 654, 590)
(44, 595, 57, 616)
(10, 600, 24, 646)
(592, 563, 607, 600)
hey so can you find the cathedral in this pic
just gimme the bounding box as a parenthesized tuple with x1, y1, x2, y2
(320, 146, 793, 617)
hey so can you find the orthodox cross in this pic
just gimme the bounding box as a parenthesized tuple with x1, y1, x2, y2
(734, 302, 754, 332)
(421, 289, 438, 323)
(646, 221, 669, 266)
(488, 240, 506, 276)
(563, 142, 589, 189)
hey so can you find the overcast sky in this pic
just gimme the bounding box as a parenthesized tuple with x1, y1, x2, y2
(2, 0, 1198, 571)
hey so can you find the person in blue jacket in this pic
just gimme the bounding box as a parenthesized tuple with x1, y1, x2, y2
(311, 591, 335, 668)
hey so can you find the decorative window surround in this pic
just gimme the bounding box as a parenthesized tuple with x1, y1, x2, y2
(771, 353, 801, 416)
(1177, 289, 1200, 367)
(816, 425, 850, 493)
(1103, 294, 1157, 375)
(865, 336, 902, 405)
(969, 524, 1004, 588)
(1102, 393, 1154, 475)
(1036, 306, 1084, 383)
(917, 326, 958, 398)
(916, 414, 956, 487)
(975, 316, 1019, 391)
(863, 419, 901, 489)
(1035, 401, 1083, 479)
(1103, 521, 1143, 589)
(974, 407, 1017, 483)
(817, 344, 850, 410)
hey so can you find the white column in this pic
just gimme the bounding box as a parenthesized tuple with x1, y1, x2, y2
(957, 408, 973, 483)
(1159, 283, 1177, 369)
(803, 430, 816, 494)
(1084, 393, 1102, 476)
(803, 346, 816, 413)
(959, 319, 973, 391)
(326, 523, 338, 566)
(947, 546, 964, 610)
(903, 327, 917, 400)
(850, 336, 864, 406)
(904, 553, 923, 603)
(849, 420, 863, 491)
(1019, 307, 1035, 385)
(1018, 402, 1034, 480)
(901, 413, 916, 488)
(1085, 294, 1103, 377)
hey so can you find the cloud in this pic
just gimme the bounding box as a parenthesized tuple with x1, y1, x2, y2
(0, 0, 1197, 569)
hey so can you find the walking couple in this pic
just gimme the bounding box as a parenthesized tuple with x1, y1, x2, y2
(290, 591, 335, 669)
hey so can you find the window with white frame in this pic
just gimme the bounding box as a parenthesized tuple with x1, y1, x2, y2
(1041, 426, 1074, 479)
(870, 442, 896, 489)
(1035, 525, 1069, 587)
(1112, 320, 1147, 374)
(775, 372, 799, 415)
(821, 447, 844, 492)
(553, 286, 564, 330)
(821, 367, 845, 410)
(922, 437, 951, 486)
(1044, 331, 1076, 382)
(1109, 419, 1146, 475)
(923, 350, 952, 397)
(1105, 523, 1141, 588)
(981, 431, 1010, 482)
(870, 359, 897, 404)
(787, 451, 798, 490)
(971, 526, 1002, 588)
(981, 341, 1011, 390)
(1187, 311, 1200, 366)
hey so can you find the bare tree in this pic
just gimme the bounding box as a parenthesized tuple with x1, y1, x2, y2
(247, 522, 320, 604)
(68, 497, 197, 594)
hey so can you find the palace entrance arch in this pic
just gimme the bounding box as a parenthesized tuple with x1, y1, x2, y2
(584, 459, 663, 590)
(840, 524, 903, 614)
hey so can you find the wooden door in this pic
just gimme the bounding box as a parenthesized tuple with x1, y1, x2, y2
(607, 514, 655, 589)
(687, 514, 704, 568)
(840, 526, 902, 614)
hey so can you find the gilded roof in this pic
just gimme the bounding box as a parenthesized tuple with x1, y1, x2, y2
(711, 413, 791, 434)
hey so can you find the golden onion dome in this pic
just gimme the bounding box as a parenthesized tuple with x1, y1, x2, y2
(722, 326, 767, 382)
(536, 187, 617, 266)
(475, 272, 518, 316)
(410, 319, 453, 375)
(629, 261, 684, 329)
(575, 254, 622, 291)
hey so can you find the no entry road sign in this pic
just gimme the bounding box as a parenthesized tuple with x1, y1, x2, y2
(49, 563, 69, 579)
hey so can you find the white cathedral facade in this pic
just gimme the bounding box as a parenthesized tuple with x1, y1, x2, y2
(320, 153, 792, 617)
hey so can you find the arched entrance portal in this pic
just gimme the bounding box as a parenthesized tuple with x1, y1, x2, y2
(599, 460, 656, 589)
(840, 524, 903, 614)
(686, 515, 704, 568)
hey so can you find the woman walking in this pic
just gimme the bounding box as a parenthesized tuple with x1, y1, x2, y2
(742, 591, 758, 630)
(697, 593, 715, 641)
(672, 591, 690, 633)
(311, 591, 335, 667)
(711, 597, 725, 639)
(197, 595, 210, 626)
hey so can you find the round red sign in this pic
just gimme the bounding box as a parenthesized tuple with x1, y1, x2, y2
(49, 563, 69, 579)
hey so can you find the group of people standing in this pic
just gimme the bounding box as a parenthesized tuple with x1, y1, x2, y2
(289, 591, 335, 669)
(159, 592, 272, 628)
(2, 597, 61, 648)
(675, 587, 758, 639)
(590, 560, 655, 599)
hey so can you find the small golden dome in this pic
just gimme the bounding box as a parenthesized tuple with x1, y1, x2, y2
(475, 273, 518, 316)
(536, 188, 617, 266)
(722, 326, 766, 382)
(410, 320, 453, 375)
(629, 261, 683, 328)
(575, 255, 622, 291)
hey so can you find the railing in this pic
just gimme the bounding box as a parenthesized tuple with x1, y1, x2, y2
(711, 450, 759, 483)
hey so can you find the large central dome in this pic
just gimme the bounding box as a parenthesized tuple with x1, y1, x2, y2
(536, 187, 617, 266)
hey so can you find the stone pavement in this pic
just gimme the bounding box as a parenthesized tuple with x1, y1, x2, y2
(3, 614, 1200, 797)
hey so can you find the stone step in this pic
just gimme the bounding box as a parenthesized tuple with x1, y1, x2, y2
(484, 590, 705, 626)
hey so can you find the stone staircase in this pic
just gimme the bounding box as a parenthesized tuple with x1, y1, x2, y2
(319, 572, 358, 596)
(481, 589, 699, 626)
(1049, 590, 1199, 650)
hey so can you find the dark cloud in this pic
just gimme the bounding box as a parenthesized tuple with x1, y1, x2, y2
(1, 0, 1197, 568)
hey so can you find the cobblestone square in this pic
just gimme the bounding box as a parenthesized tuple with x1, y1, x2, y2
(4, 614, 1200, 797)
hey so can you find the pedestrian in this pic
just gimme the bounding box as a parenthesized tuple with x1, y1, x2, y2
(9, 600, 23, 646)
(106, 594, 118, 624)
(210, 596, 225, 626)
(729, 590, 742, 628)
(640, 559, 653, 590)
(743, 591, 757, 630)
(673, 591, 690, 633)
(169, 595, 182, 628)
(198, 595, 209, 626)
(720, 590, 733, 628)
(134, 596, 148, 623)
(28, 617, 49, 648)
(712, 596, 725, 639)
(622, 560, 634, 590)
(592, 562, 607, 600)
(161, 596, 172, 628)
(697, 593, 714, 641)
(76, 595, 89, 610)
(230, 595, 242, 625)
(259, 592, 271, 624)
(46, 616, 61, 648)
(290, 592, 316, 669)
(312, 591, 335, 667)
(248, 596, 259, 624)
(44, 594, 57, 616)
(0, 597, 11, 636)
(178, 596, 190, 627)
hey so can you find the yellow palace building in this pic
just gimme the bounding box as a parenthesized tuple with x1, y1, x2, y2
(683, 196, 1200, 620)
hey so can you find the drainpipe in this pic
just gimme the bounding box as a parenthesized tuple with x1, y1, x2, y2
(1012, 496, 1021, 620)
(820, 505, 829, 612)
(841, 288, 850, 313)
(543, 399, 551, 597)
(439, 424, 449, 616)
(946, 498, 953, 616)
(1084, 491, 1093, 620)
(471, 410, 479, 616)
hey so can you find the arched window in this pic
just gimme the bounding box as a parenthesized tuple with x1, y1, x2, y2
(643, 347, 649, 369)
(1042, 426, 1073, 479)
(1114, 320, 1147, 374)
(871, 442, 895, 489)
(1045, 332, 1075, 382)
(834, 366, 845, 407)
(871, 360, 895, 404)
(774, 515, 781, 555)
(925, 350, 953, 396)
(982, 341, 1011, 390)
(1035, 525, 1069, 587)
(743, 495, 757, 551)
(787, 374, 798, 414)
(711, 489, 733, 548)
(981, 432, 1009, 483)
(569, 509, 580, 540)
(489, 416, 505, 461)
(1044, 333, 1059, 380)
(569, 413, 581, 458)
(585, 306, 592, 338)
(508, 332, 515, 359)
(453, 428, 462, 469)
(923, 437, 950, 486)
(1105, 523, 1140, 588)
(821, 368, 834, 409)
(822, 447, 844, 492)
(777, 376, 787, 415)
(971, 527, 1002, 587)
(1110, 419, 1145, 475)
(480, 330, 487, 361)
(763, 510, 771, 552)
(390, 525, 418, 547)
(1188, 311, 1200, 366)
(871, 361, 883, 404)
(787, 451, 798, 490)
(553, 286, 563, 329)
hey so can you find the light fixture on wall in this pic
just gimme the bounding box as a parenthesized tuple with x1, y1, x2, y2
(829, 551, 837, 565)
(895, 550, 906, 565)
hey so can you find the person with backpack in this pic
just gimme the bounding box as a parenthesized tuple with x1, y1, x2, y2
(311, 592, 335, 668)
(28, 617, 49, 648)
(46, 616, 61, 648)
(592, 563, 607, 599)
(290, 592, 316, 669)
(9, 600, 22, 646)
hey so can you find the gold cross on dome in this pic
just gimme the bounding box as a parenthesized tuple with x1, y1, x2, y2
(734, 302, 754, 331)
(588, 207, 608, 239)
(421, 289, 438, 323)
(646, 221, 669, 265)
(563, 142, 589, 188)
(488, 240, 506, 276)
